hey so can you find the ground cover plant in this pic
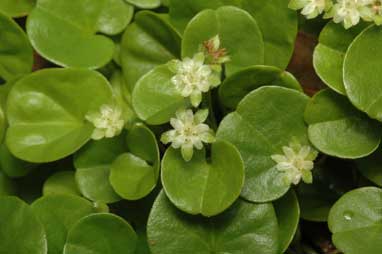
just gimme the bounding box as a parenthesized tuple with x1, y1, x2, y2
(1, 0, 382, 254)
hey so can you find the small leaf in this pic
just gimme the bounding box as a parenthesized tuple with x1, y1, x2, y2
(43, 171, 81, 197)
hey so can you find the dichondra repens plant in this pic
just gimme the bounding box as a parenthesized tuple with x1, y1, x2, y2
(1, 0, 382, 254)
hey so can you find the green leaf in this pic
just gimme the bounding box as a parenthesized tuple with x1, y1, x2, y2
(64, 213, 137, 254)
(0, 196, 47, 254)
(0, 12, 33, 81)
(132, 64, 187, 125)
(0, 143, 37, 178)
(344, 25, 382, 121)
(328, 187, 382, 254)
(161, 140, 244, 216)
(121, 11, 181, 90)
(356, 148, 382, 186)
(181, 6, 264, 76)
(74, 136, 124, 204)
(274, 190, 300, 253)
(27, 0, 133, 68)
(0, 106, 4, 143)
(219, 65, 302, 109)
(305, 89, 381, 159)
(217, 86, 309, 202)
(6, 68, 114, 163)
(31, 194, 97, 254)
(0, 0, 35, 17)
(147, 191, 279, 254)
(110, 124, 160, 200)
(124, 0, 160, 9)
(0, 170, 15, 196)
(313, 22, 369, 95)
(43, 171, 81, 197)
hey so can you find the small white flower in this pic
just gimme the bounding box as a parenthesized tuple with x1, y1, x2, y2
(326, 0, 367, 28)
(169, 53, 221, 107)
(86, 104, 125, 140)
(362, 0, 382, 24)
(161, 109, 216, 161)
(289, 0, 332, 19)
(271, 141, 318, 185)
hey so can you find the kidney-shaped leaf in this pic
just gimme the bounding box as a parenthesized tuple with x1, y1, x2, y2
(0, 0, 35, 17)
(27, 0, 133, 69)
(161, 140, 244, 217)
(182, 6, 264, 76)
(328, 187, 382, 254)
(0, 196, 47, 254)
(6, 68, 114, 163)
(217, 86, 309, 202)
(148, 191, 279, 254)
(305, 89, 381, 159)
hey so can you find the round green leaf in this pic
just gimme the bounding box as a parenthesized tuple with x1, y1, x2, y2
(305, 89, 381, 159)
(74, 136, 124, 204)
(344, 25, 382, 121)
(43, 171, 81, 197)
(27, 0, 133, 69)
(219, 65, 302, 109)
(147, 191, 279, 254)
(217, 86, 309, 202)
(161, 140, 244, 217)
(125, 0, 160, 9)
(110, 124, 160, 200)
(0, 196, 47, 254)
(274, 190, 300, 253)
(0, 12, 33, 81)
(356, 148, 382, 186)
(121, 11, 181, 90)
(6, 68, 114, 163)
(0, 143, 37, 178)
(31, 194, 97, 254)
(328, 187, 382, 254)
(313, 22, 369, 95)
(64, 213, 137, 254)
(182, 6, 264, 76)
(0, 0, 35, 17)
(132, 64, 187, 125)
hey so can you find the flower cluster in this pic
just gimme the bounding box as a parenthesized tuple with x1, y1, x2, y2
(289, 0, 382, 28)
(271, 141, 318, 185)
(85, 104, 125, 140)
(161, 109, 216, 161)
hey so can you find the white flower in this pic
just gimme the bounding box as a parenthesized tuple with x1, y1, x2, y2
(169, 53, 221, 107)
(161, 109, 215, 161)
(289, 0, 332, 18)
(362, 0, 382, 24)
(86, 104, 125, 140)
(326, 0, 367, 28)
(271, 141, 318, 185)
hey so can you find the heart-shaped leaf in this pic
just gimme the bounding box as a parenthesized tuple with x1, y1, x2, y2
(31, 194, 97, 254)
(6, 68, 114, 163)
(147, 191, 279, 254)
(0, 143, 37, 178)
(182, 6, 264, 76)
(0, 12, 33, 81)
(161, 140, 244, 217)
(305, 89, 381, 159)
(74, 136, 124, 204)
(0, 196, 47, 254)
(124, 0, 160, 9)
(27, 0, 133, 68)
(344, 25, 382, 121)
(313, 22, 368, 95)
(328, 187, 382, 254)
(64, 213, 137, 254)
(356, 148, 382, 186)
(0, 0, 35, 17)
(217, 86, 309, 202)
(121, 11, 181, 90)
(219, 65, 302, 110)
(43, 171, 81, 197)
(110, 124, 160, 200)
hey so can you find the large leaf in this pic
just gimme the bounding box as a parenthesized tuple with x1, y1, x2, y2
(161, 140, 244, 216)
(182, 6, 264, 76)
(305, 89, 381, 159)
(328, 187, 382, 254)
(27, 0, 133, 68)
(64, 213, 137, 254)
(0, 12, 33, 81)
(147, 191, 279, 254)
(0, 0, 35, 17)
(6, 68, 114, 163)
(0, 196, 47, 254)
(217, 86, 309, 202)
(121, 11, 181, 90)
